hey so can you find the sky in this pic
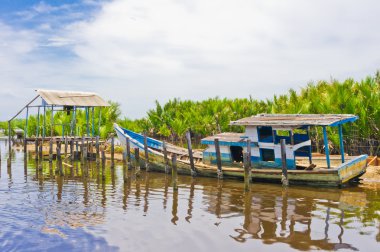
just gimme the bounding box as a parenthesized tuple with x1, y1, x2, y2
(0, 0, 379, 120)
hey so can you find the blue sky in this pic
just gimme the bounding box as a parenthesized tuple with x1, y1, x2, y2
(0, 0, 380, 121)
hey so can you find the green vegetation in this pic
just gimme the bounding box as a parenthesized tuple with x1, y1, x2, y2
(1, 72, 380, 153)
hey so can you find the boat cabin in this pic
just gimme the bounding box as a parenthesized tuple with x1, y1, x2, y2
(201, 114, 358, 170)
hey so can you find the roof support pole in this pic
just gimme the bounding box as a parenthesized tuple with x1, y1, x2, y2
(36, 106, 40, 138)
(86, 107, 89, 137)
(43, 105, 46, 139)
(98, 107, 101, 137)
(92, 107, 95, 137)
(51, 105, 54, 137)
(338, 125, 345, 163)
(24, 106, 29, 139)
(323, 126, 331, 168)
(307, 127, 312, 164)
(71, 106, 76, 137)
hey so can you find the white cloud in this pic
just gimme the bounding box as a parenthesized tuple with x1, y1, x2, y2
(1, 0, 380, 120)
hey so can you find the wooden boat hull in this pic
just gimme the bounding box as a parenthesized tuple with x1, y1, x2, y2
(114, 124, 367, 187)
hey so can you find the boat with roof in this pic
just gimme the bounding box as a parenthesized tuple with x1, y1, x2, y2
(114, 114, 368, 187)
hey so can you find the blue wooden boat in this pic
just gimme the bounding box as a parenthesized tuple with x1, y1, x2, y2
(114, 114, 367, 187)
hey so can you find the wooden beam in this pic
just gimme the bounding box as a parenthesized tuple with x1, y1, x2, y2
(338, 125, 345, 163)
(8, 95, 40, 122)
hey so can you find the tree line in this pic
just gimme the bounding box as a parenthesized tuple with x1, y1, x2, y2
(1, 72, 380, 154)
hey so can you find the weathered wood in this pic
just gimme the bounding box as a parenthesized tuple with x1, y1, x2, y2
(134, 147, 140, 176)
(126, 137, 131, 167)
(57, 147, 63, 176)
(23, 139, 27, 154)
(81, 136, 85, 163)
(96, 136, 100, 163)
(163, 141, 169, 173)
(111, 136, 115, 168)
(185, 131, 196, 176)
(280, 139, 289, 186)
(143, 133, 149, 171)
(123, 150, 128, 182)
(172, 153, 178, 191)
(101, 150, 106, 180)
(243, 152, 251, 192)
(246, 139, 252, 168)
(214, 138, 223, 179)
(49, 138, 53, 162)
(64, 138, 68, 156)
(70, 139, 74, 161)
(38, 141, 43, 160)
(83, 146, 88, 163)
(34, 139, 38, 160)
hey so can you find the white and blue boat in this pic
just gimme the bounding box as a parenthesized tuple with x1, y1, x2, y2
(114, 114, 368, 187)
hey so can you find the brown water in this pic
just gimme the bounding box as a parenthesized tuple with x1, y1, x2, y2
(0, 142, 379, 251)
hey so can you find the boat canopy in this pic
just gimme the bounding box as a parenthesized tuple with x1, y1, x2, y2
(230, 114, 358, 128)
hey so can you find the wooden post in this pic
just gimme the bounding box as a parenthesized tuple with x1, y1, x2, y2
(101, 150, 106, 180)
(35, 139, 38, 160)
(23, 139, 27, 154)
(8, 121, 11, 154)
(81, 136, 85, 163)
(143, 133, 149, 171)
(185, 131, 196, 176)
(246, 139, 252, 168)
(57, 147, 63, 176)
(96, 136, 100, 163)
(70, 139, 74, 161)
(214, 138, 223, 179)
(111, 136, 115, 168)
(123, 150, 128, 182)
(163, 141, 169, 173)
(243, 152, 251, 192)
(134, 147, 140, 176)
(49, 138, 53, 162)
(172, 153, 178, 191)
(323, 126, 331, 168)
(38, 141, 43, 160)
(126, 138, 131, 167)
(83, 146, 88, 163)
(280, 139, 288, 186)
(51, 105, 54, 137)
(64, 138, 68, 157)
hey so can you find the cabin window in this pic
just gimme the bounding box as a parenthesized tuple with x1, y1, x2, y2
(260, 148, 275, 162)
(230, 146, 243, 162)
(258, 126, 273, 143)
(274, 130, 291, 144)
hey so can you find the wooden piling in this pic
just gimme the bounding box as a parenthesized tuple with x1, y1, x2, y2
(23, 139, 27, 156)
(83, 146, 88, 163)
(57, 147, 63, 176)
(163, 141, 169, 173)
(246, 139, 252, 168)
(96, 136, 100, 163)
(123, 150, 128, 182)
(185, 131, 196, 176)
(172, 153, 178, 191)
(35, 139, 38, 160)
(214, 138, 223, 179)
(126, 137, 131, 167)
(49, 138, 53, 162)
(243, 152, 251, 192)
(143, 133, 149, 171)
(81, 136, 85, 163)
(134, 147, 140, 176)
(70, 139, 74, 161)
(38, 141, 43, 160)
(111, 136, 115, 168)
(64, 138, 68, 156)
(280, 139, 289, 186)
(101, 150, 106, 180)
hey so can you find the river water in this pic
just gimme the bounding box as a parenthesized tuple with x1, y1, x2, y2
(0, 142, 379, 251)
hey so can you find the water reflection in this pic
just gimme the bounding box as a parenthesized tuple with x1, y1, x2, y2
(0, 142, 379, 251)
